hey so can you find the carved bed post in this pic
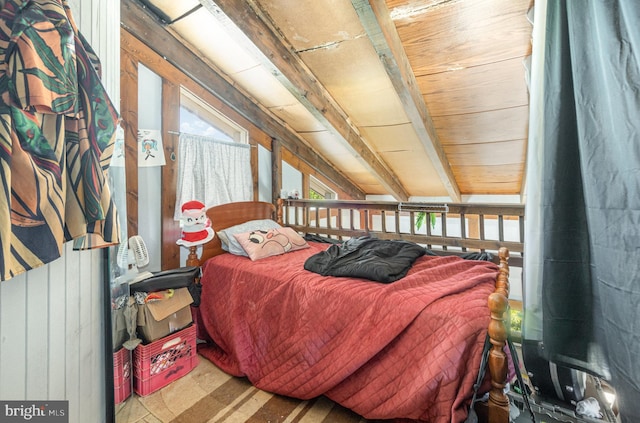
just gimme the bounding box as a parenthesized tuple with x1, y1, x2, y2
(486, 247, 511, 422)
(186, 245, 200, 267)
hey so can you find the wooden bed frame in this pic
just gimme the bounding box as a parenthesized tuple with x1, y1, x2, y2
(196, 200, 514, 423)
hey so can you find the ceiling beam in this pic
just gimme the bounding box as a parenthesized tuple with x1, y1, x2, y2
(202, 0, 410, 201)
(122, 0, 365, 200)
(351, 0, 462, 202)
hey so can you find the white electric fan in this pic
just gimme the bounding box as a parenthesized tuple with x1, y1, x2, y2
(116, 235, 154, 284)
(116, 235, 154, 350)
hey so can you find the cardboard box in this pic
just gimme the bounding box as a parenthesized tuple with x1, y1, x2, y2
(136, 287, 194, 343)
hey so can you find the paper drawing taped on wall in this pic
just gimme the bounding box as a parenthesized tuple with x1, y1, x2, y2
(138, 129, 166, 167)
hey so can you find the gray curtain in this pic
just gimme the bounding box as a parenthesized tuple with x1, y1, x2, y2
(526, 1, 640, 421)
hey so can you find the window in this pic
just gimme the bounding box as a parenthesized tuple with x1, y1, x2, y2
(180, 89, 247, 143)
(309, 176, 336, 200)
(174, 88, 253, 221)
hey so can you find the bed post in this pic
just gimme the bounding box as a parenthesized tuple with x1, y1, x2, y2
(276, 198, 284, 225)
(186, 245, 200, 267)
(486, 247, 511, 423)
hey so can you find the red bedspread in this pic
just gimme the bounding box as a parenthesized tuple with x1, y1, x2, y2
(197, 242, 498, 422)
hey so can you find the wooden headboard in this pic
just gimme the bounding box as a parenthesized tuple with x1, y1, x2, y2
(198, 201, 276, 265)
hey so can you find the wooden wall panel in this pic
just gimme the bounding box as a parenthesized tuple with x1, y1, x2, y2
(452, 164, 523, 194)
(272, 139, 283, 202)
(389, 0, 532, 76)
(161, 81, 181, 269)
(417, 58, 529, 116)
(434, 106, 529, 145)
(121, 50, 139, 237)
(385, 0, 530, 196)
(445, 140, 526, 167)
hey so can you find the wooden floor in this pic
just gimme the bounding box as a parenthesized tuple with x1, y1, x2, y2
(115, 354, 374, 423)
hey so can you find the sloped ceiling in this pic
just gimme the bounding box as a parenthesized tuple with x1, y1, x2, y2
(127, 0, 532, 202)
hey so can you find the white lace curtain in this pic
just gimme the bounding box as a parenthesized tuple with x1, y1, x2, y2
(174, 133, 252, 220)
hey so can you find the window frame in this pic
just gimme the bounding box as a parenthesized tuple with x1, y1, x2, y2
(180, 88, 248, 144)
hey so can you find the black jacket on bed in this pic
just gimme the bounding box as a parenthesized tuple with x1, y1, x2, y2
(304, 236, 426, 283)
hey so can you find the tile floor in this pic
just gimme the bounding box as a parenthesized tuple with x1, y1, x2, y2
(115, 353, 616, 423)
(115, 356, 368, 423)
(116, 356, 232, 422)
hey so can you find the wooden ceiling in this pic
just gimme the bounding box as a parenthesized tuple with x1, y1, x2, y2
(125, 0, 532, 202)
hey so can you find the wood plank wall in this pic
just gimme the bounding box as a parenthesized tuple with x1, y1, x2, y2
(120, 28, 353, 270)
(120, 0, 364, 271)
(120, 29, 271, 269)
(0, 1, 120, 422)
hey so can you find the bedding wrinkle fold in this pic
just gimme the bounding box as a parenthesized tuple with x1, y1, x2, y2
(197, 241, 498, 423)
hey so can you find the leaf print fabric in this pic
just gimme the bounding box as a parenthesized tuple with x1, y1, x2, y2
(0, 0, 121, 281)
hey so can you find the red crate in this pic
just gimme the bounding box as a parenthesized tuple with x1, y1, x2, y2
(113, 347, 132, 404)
(133, 324, 198, 396)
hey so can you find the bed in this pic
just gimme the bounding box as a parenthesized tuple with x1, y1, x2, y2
(192, 200, 514, 423)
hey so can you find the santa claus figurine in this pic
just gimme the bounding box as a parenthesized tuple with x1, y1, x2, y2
(176, 200, 215, 247)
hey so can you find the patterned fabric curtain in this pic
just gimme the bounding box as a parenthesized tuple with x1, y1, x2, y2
(174, 133, 252, 220)
(0, 0, 120, 281)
